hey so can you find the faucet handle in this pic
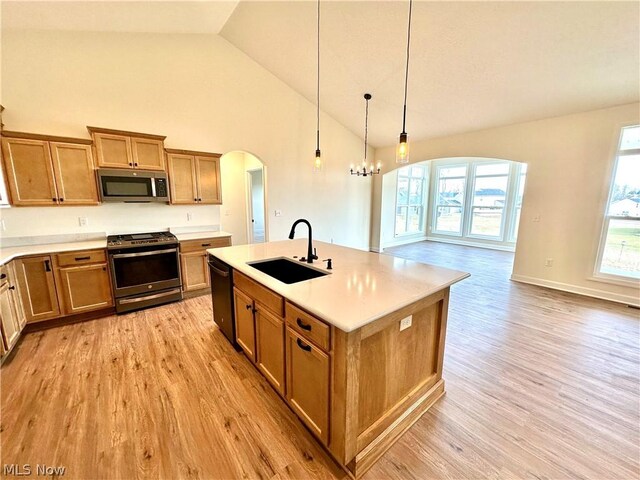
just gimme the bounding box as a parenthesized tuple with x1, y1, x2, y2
(322, 258, 333, 270)
(312, 247, 318, 260)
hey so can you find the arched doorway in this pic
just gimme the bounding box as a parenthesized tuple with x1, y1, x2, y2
(219, 151, 268, 245)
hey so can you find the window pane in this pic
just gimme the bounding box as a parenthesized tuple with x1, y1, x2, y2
(408, 206, 423, 233)
(437, 177, 465, 205)
(411, 166, 425, 177)
(397, 177, 409, 206)
(620, 126, 640, 151)
(470, 206, 504, 236)
(599, 219, 640, 279)
(473, 176, 507, 206)
(520, 163, 528, 174)
(476, 163, 509, 176)
(409, 178, 423, 205)
(436, 206, 462, 233)
(398, 166, 410, 177)
(440, 166, 466, 178)
(608, 154, 640, 217)
(395, 206, 408, 235)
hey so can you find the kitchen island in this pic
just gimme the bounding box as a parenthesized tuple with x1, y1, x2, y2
(208, 239, 469, 478)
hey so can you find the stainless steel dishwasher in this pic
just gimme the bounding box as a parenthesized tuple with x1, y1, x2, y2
(208, 254, 238, 348)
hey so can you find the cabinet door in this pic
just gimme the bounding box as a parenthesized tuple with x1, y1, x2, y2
(168, 154, 197, 204)
(7, 262, 26, 329)
(15, 256, 61, 323)
(233, 287, 256, 362)
(0, 282, 21, 351)
(50, 142, 99, 205)
(132, 137, 165, 171)
(58, 264, 113, 315)
(180, 251, 209, 291)
(1, 137, 58, 205)
(256, 306, 285, 396)
(286, 327, 330, 444)
(93, 132, 133, 169)
(196, 156, 222, 204)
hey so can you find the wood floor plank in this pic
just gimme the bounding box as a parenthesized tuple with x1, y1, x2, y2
(1, 241, 638, 479)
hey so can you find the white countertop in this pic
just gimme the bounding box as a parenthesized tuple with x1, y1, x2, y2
(173, 231, 232, 242)
(0, 239, 107, 266)
(208, 239, 469, 332)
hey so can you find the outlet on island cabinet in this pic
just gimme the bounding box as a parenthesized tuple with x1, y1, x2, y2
(1, 132, 99, 206)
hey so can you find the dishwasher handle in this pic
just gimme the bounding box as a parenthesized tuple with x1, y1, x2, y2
(208, 261, 229, 278)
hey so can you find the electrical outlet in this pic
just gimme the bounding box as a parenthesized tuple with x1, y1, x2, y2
(0, 219, 5, 231)
(545, 258, 553, 267)
(533, 214, 541, 222)
(78, 217, 88, 227)
(187, 212, 193, 221)
(400, 315, 413, 331)
(225, 210, 231, 216)
(275, 210, 282, 217)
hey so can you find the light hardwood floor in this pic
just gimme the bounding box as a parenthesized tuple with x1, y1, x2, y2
(1, 241, 638, 479)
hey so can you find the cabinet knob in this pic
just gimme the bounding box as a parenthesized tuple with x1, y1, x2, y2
(246, 304, 252, 310)
(129, 162, 133, 166)
(52, 198, 57, 202)
(134, 163, 138, 167)
(59, 198, 64, 202)
(0, 274, 6, 280)
(8, 286, 15, 290)
(194, 198, 198, 202)
(102, 267, 107, 271)
(198, 198, 202, 202)
(44, 260, 51, 272)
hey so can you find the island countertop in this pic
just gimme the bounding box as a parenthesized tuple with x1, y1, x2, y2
(208, 239, 469, 332)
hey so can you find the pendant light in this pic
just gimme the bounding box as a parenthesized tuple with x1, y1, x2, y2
(351, 93, 380, 177)
(313, 0, 323, 172)
(396, 0, 413, 164)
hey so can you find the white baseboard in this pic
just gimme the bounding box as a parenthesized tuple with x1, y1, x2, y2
(426, 236, 516, 252)
(369, 247, 382, 253)
(511, 274, 640, 307)
(380, 235, 428, 251)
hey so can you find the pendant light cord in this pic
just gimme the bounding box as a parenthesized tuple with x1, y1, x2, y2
(316, 0, 320, 151)
(402, 0, 413, 133)
(364, 97, 369, 162)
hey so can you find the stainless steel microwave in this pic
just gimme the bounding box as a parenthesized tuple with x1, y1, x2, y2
(98, 169, 169, 203)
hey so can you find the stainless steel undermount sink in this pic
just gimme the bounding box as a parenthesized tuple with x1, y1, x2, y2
(247, 257, 330, 284)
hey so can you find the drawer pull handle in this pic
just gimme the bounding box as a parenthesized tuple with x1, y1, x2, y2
(296, 338, 312, 352)
(75, 256, 91, 261)
(246, 304, 252, 310)
(44, 260, 51, 272)
(0, 274, 6, 280)
(201, 243, 212, 247)
(8, 286, 15, 290)
(296, 318, 312, 331)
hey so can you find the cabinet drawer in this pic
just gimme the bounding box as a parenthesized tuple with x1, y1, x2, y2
(286, 301, 330, 352)
(180, 236, 231, 253)
(56, 249, 107, 267)
(234, 271, 284, 317)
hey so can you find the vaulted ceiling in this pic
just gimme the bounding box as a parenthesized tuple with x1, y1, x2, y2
(3, 1, 639, 147)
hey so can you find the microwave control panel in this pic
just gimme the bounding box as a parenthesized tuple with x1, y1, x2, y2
(155, 178, 168, 198)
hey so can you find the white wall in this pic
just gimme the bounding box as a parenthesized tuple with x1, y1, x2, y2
(373, 103, 640, 305)
(0, 30, 371, 249)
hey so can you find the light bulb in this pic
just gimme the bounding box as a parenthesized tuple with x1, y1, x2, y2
(396, 132, 410, 164)
(314, 149, 322, 171)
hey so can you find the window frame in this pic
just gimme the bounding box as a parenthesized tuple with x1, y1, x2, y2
(432, 163, 467, 236)
(467, 162, 511, 241)
(394, 164, 428, 237)
(593, 124, 640, 285)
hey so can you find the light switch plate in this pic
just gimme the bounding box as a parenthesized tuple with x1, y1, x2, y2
(275, 210, 282, 217)
(78, 217, 88, 227)
(400, 315, 412, 331)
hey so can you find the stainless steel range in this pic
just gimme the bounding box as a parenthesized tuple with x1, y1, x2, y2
(107, 231, 182, 313)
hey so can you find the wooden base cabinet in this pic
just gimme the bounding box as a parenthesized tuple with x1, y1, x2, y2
(285, 327, 330, 443)
(15, 256, 61, 323)
(232, 270, 452, 479)
(57, 264, 113, 315)
(0, 263, 26, 355)
(179, 236, 231, 293)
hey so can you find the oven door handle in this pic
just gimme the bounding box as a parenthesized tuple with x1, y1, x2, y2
(111, 248, 178, 259)
(118, 288, 182, 304)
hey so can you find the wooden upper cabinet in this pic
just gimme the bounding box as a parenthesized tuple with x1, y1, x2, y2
(88, 127, 166, 171)
(196, 155, 222, 204)
(92, 132, 133, 169)
(50, 142, 99, 205)
(166, 149, 222, 205)
(1, 137, 58, 205)
(167, 153, 198, 204)
(132, 137, 165, 171)
(1, 133, 98, 207)
(15, 255, 61, 323)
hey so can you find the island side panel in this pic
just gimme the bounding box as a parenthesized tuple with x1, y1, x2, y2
(341, 288, 451, 478)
